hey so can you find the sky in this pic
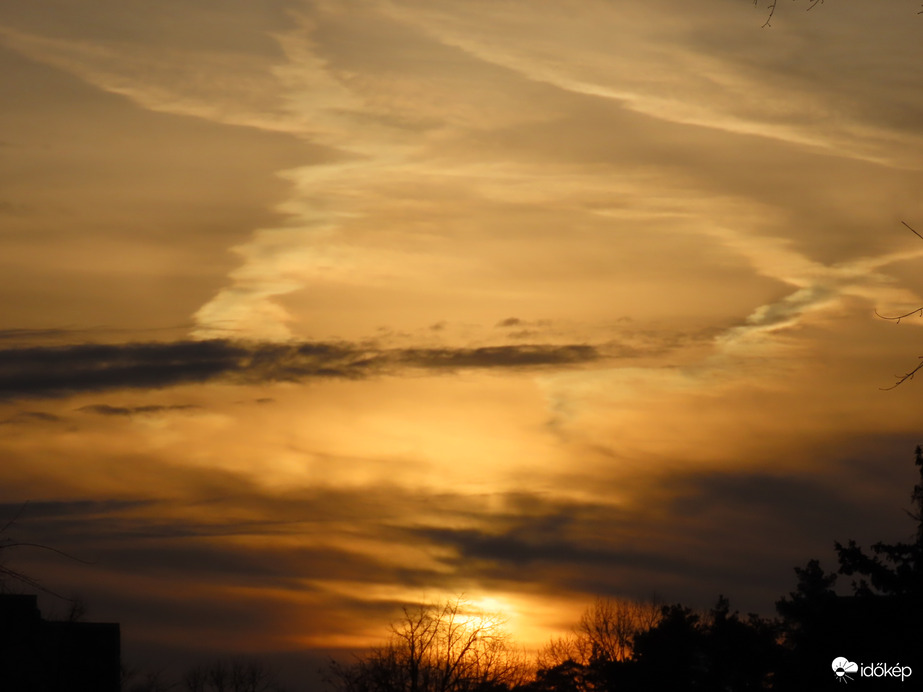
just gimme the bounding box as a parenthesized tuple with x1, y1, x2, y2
(2, 0, 923, 688)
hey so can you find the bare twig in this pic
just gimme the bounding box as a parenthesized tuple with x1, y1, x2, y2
(0, 501, 28, 536)
(875, 307, 923, 324)
(757, 0, 778, 28)
(758, 0, 919, 26)
(878, 221, 923, 389)
(2, 542, 94, 565)
(902, 220, 923, 241)
(0, 504, 93, 601)
(757, 0, 824, 28)
(881, 357, 923, 391)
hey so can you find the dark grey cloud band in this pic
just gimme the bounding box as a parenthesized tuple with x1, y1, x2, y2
(0, 339, 601, 399)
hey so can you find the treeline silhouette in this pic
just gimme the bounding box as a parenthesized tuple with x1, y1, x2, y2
(329, 447, 923, 692)
(120, 657, 287, 692)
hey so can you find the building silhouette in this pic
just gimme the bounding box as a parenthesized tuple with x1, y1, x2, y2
(0, 593, 120, 692)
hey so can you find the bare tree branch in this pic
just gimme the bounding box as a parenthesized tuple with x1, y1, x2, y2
(881, 357, 923, 391)
(877, 221, 923, 389)
(874, 307, 923, 324)
(902, 220, 923, 241)
(0, 503, 93, 602)
(328, 596, 528, 692)
(756, 0, 825, 28)
(538, 596, 663, 668)
(0, 501, 28, 535)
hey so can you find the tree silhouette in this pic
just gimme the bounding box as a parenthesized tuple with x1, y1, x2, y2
(773, 446, 923, 688)
(528, 597, 778, 691)
(630, 604, 705, 688)
(537, 597, 661, 670)
(182, 657, 285, 692)
(123, 668, 175, 692)
(530, 597, 661, 692)
(327, 597, 527, 692)
(834, 445, 923, 598)
(628, 598, 778, 691)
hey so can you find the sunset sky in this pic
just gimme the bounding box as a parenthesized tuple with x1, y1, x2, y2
(2, 1, 923, 688)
